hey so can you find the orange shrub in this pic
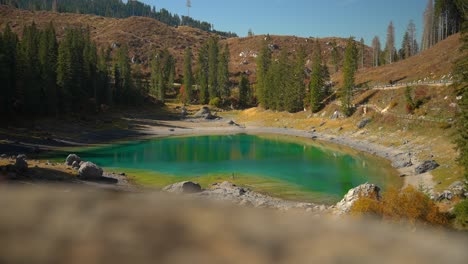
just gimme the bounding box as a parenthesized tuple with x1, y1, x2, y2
(351, 186, 448, 226)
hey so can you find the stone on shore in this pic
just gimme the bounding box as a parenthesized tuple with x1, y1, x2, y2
(194, 106, 211, 118)
(66, 154, 81, 166)
(415, 160, 439, 174)
(78, 162, 103, 180)
(14, 155, 28, 173)
(163, 181, 202, 194)
(334, 183, 381, 214)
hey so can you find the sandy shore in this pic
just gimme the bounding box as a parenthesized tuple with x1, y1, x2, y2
(136, 118, 435, 191)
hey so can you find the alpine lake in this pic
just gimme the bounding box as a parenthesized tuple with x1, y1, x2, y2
(52, 134, 402, 204)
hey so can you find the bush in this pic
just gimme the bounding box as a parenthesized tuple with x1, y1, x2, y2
(351, 186, 448, 226)
(209, 97, 222, 108)
(453, 199, 468, 230)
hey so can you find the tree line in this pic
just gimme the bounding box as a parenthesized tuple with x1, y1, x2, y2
(0, 22, 145, 117)
(0, 0, 238, 38)
(371, 0, 464, 67)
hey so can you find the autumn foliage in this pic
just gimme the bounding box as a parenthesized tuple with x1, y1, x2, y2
(351, 185, 448, 226)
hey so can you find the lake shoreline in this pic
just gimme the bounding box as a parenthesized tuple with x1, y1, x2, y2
(0, 112, 435, 194)
(138, 119, 435, 192)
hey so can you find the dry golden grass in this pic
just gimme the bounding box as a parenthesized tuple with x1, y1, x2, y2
(351, 185, 449, 226)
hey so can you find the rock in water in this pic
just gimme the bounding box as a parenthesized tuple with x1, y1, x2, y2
(78, 162, 103, 180)
(66, 154, 81, 166)
(415, 160, 439, 174)
(334, 183, 381, 214)
(163, 181, 202, 194)
(14, 155, 28, 173)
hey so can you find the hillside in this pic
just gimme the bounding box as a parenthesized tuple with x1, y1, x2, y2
(332, 34, 463, 86)
(0, 5, 372, 81)
(224, 35, 372, 81)
(0, 5, 212, 77)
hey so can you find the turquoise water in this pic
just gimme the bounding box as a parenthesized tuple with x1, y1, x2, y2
(68, 134, 401, 203)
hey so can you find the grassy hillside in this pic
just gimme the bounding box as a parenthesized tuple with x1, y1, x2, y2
(332, 34, 463, 87)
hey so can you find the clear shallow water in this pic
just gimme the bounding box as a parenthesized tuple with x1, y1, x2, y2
(66, 134, 402, 203)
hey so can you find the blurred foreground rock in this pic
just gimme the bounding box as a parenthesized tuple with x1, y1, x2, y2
(0, 186, 467, 264)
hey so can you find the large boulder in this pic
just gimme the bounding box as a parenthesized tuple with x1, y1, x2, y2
(66, 154, 81, 166)
(14, 155, 28, 173)
(78, 162, 103, 180)
(335, 183, 381, 214)
(415, 160, 439, 174)
(163, 181, 202, 194)
(194, 106, 211, 118)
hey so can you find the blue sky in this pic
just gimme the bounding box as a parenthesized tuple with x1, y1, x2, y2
(139, 0, 427, 47)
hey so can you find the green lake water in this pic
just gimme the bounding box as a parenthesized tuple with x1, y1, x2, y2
(64, 134, 402, 204)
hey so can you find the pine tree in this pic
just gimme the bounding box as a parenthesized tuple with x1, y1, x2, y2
(197, 43, 209, 104)
(341, 37, 357, 116)
(97, 47, 111, 106)
(386, 21, 395, 64)
(310, 40, 324, 113)
(422, 0, 435, 51)
(113, 44, 132, 104)
(359, 37, 365, 68)
(217, 44, 230, 98)
(400, 31, 411, 59)
(238, 73, 250, 108)
(17, 23, 41, 114)
(255, 40, 272, 107)
(38, 22, 58, 115)
(207, 36, 219, 99)
(1, 24, 18, 114)
(330, 40, 340, 73)
(372, 36, 381, 67)
(183, 47, 193, 104)
(286, 47, 306, 113)
(407, 20, 417, 56)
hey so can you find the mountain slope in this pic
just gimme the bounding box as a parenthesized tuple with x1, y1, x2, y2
(0, 5, 372, 80)
(332, 34, 463, 86)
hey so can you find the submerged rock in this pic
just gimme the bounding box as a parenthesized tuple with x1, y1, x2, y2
(334, 183, 381, 214)
(415, 160, 439, 174)
(163, 181, 202, 194)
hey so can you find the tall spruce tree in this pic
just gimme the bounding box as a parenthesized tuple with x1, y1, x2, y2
(310, 40, 324, 113)
(97, 47, 111, 106)
(197, 43, 209, 104)
(1, 24, 17, 115)
(238, 73, 250, 109)
(286, 47, 306, 113)
(341, 37, 358, 116)
(38, 22, 58, 115)
(183, 47, 193, 104)
(217, 44, 230, 98)
(207, 36, 219, 99)
(255, 40, 272, 107)
(386, 21, 396, 64)
(17, 22, 41, 114)
(372, 36, 381, 67)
